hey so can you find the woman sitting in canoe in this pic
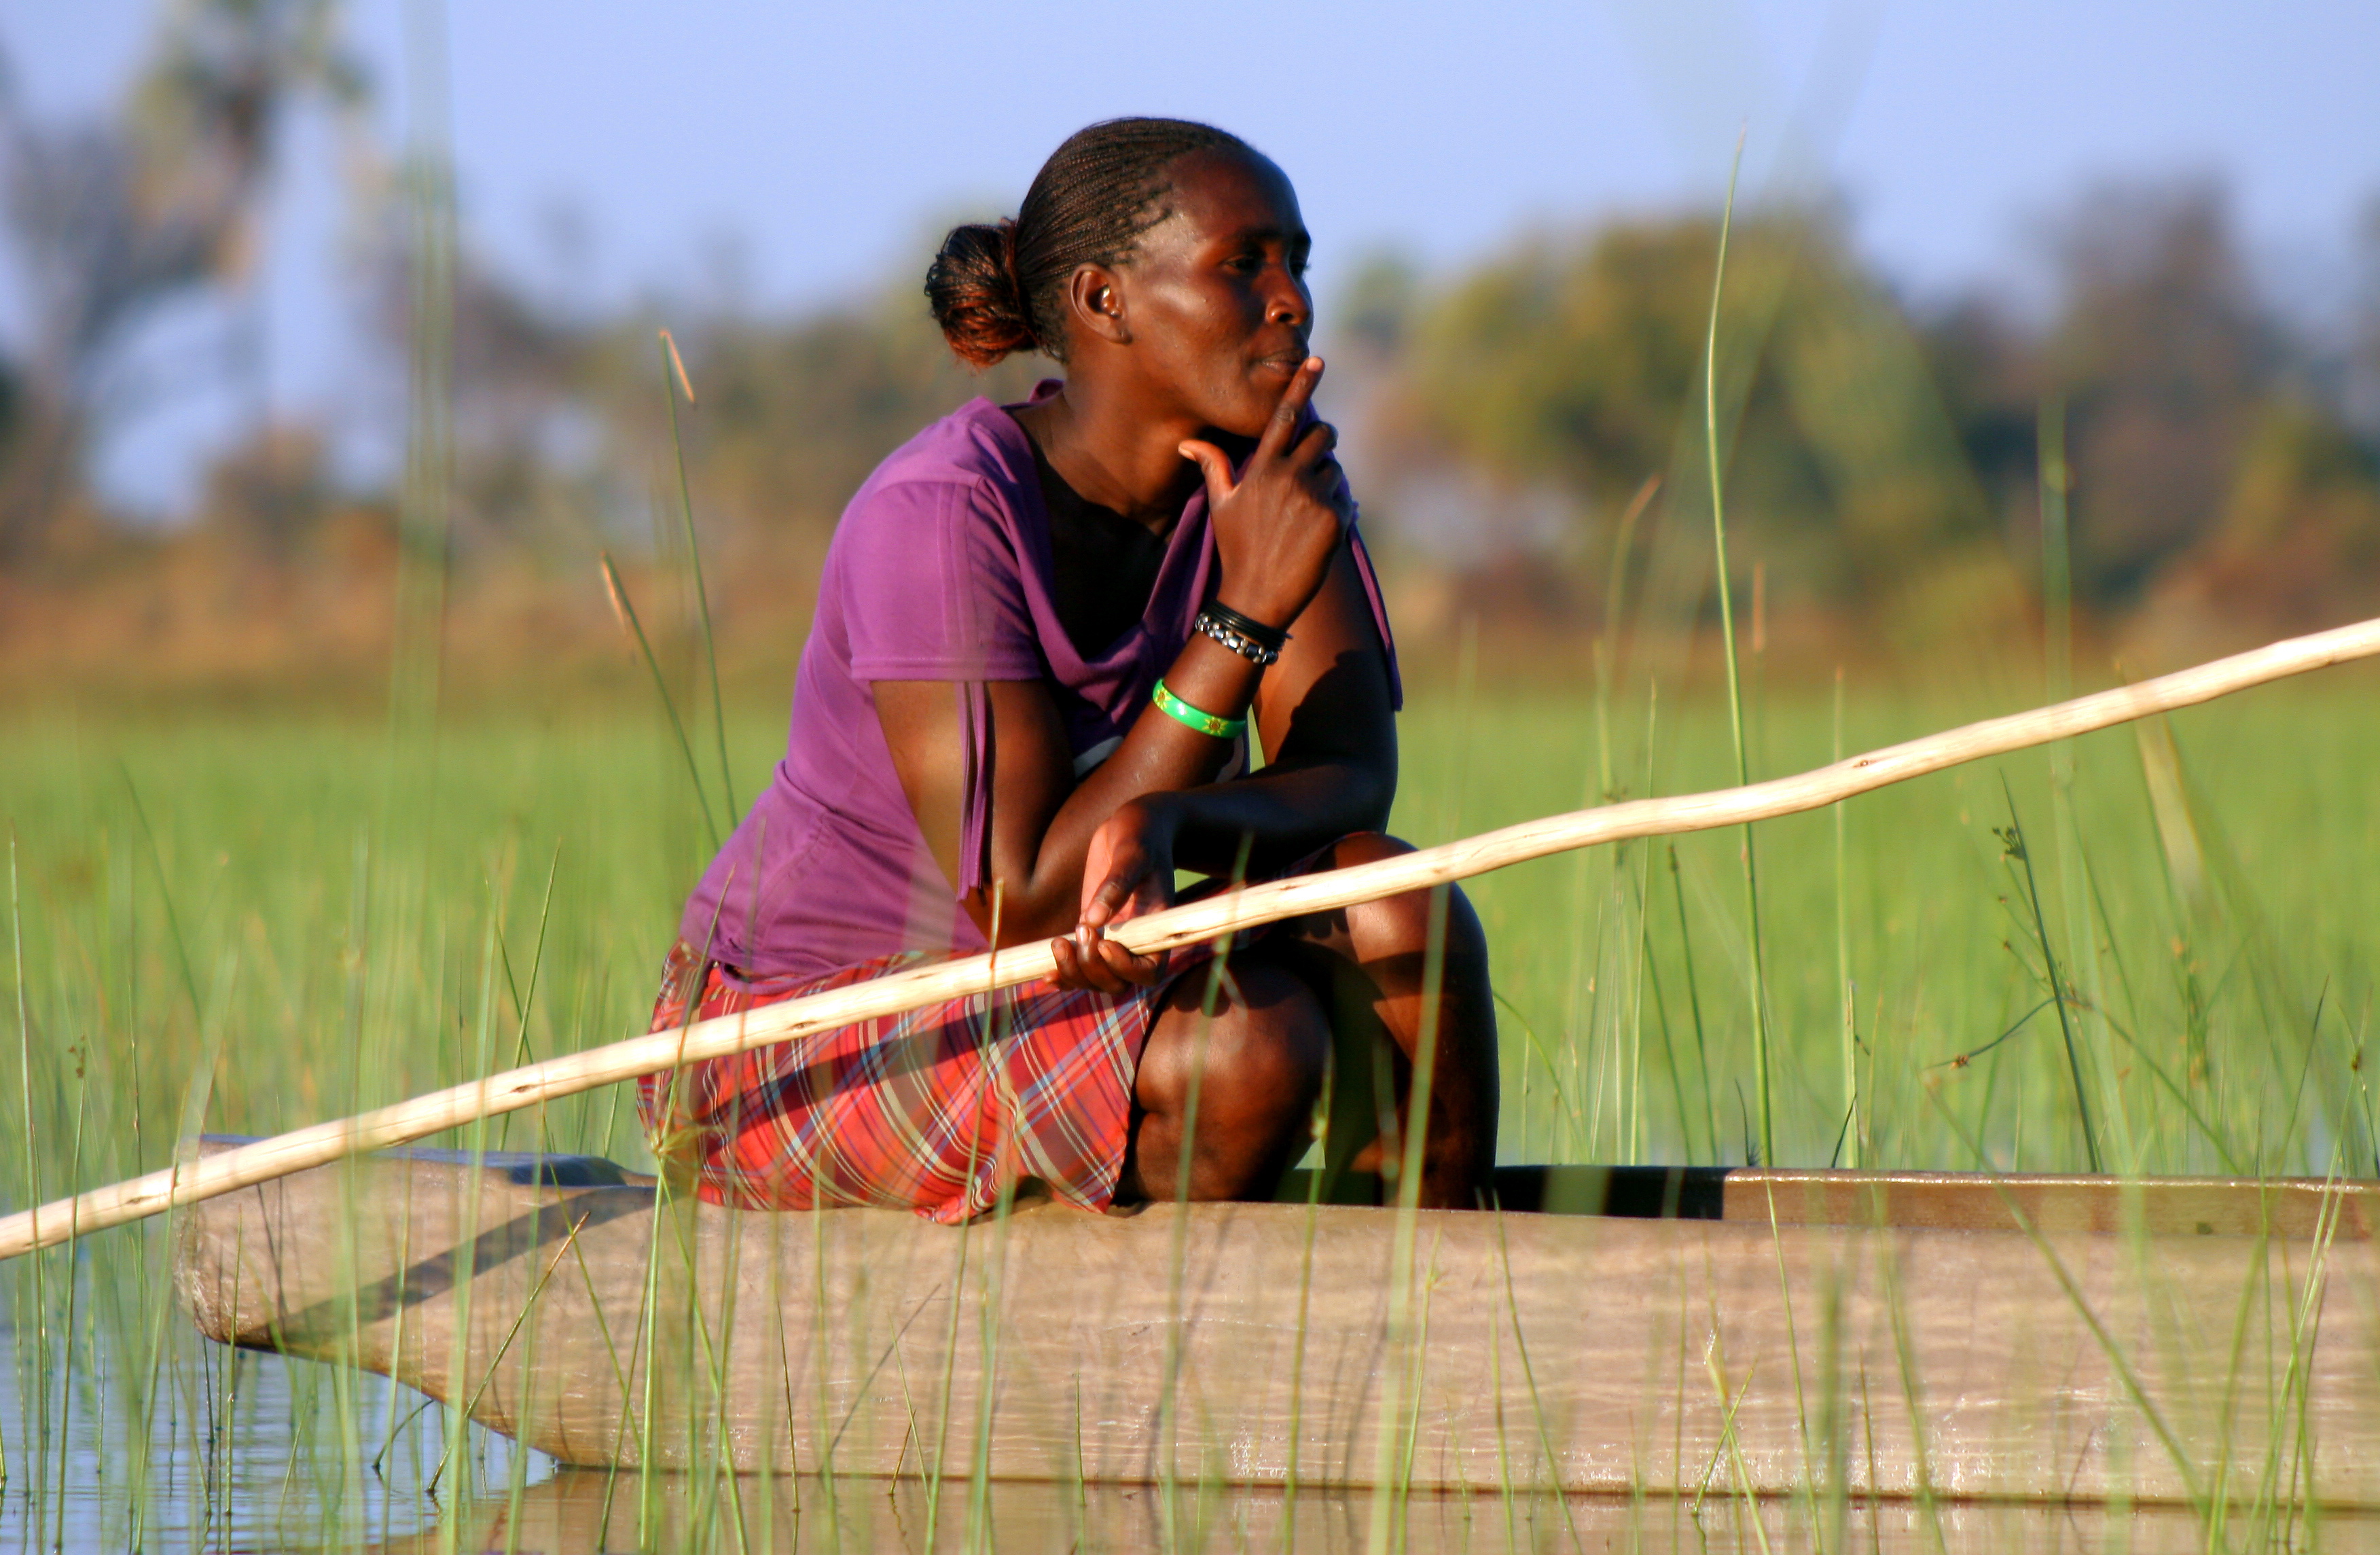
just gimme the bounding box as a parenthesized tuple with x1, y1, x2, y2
(642, 118, 1498, 1221)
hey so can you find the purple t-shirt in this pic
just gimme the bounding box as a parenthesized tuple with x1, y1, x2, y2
(678, 384, 1403, 982)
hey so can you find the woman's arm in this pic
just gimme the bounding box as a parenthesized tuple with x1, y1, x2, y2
(876, 540, 1392, 986)
(1058, 543, 1392, 990)
(873, 600, 1263, 948)
(1160, 541, 1397, 876)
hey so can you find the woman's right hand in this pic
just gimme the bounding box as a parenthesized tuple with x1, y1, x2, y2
(1049, 798, 1178, 993)
(1177, 357, 1352, 634)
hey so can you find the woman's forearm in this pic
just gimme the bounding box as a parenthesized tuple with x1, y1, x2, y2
(979, 637, 1264, 939)
(977, 556, 1394, 942)
(1155, 757, 1395, 878)
(986, 728, 1384, 943)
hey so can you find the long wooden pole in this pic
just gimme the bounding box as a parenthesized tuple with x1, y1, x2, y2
(5, 616, 2377, 1261)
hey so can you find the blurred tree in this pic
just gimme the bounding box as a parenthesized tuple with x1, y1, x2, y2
(1403, 218, 1733, 503)
(587, 288, 1041, 564)
(2150, 394, 2380, 638)
(132, 0, 365, 415)
(195, 421, 331, 552)
(1917, 297, 2042, 544)
(1334, 249, 1422, 368)
(2223, 397, 2380, 551)
(0, 0, 362, 556)
(1389, 209, 1997, 618)
(2345, 194, 2380, 442)
(2044, 178, 2270, 602)
(354, 217, 592, 554)
(350, 228, 1042, 593)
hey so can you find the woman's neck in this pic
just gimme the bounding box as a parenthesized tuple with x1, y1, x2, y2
(1013, 384, 1205, 538)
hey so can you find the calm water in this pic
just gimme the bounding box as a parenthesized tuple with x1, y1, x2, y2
(4, 1325, 2368, 1553)
(1, 1311, 546, 1551)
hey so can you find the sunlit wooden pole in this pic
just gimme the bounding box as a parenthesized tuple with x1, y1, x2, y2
(5, 615, 2377, 1261)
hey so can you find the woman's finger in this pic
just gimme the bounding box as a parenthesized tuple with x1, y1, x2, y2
(1330, 477, 1357, 535)
(1055, 931, 1104, 993)
(1102, 860, 1174, 929)
(1253, 357, 1324, 461)
(1289, 419, 1338, 469)
(1176, 438, 1236, 510)
(1093, 935, 1164, 988)
(1081, 861, 1142, 932)
(1072, 929, 1133, 994)
(1060, 933, 1125, 993)
(1050, 935, 1092, 991)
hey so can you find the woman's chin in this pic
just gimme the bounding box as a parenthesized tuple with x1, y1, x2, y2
(1208, 376, 1293, 437)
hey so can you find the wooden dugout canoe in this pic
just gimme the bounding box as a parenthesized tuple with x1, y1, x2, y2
(174, 1137, 2380, 1506)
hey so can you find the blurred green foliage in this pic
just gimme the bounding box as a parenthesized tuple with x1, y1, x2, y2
(1, 0, 2376, 686)
(1375, 185, 2380, 645)
(1391, 211, 1996, 611)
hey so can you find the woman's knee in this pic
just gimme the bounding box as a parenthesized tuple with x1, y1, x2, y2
(1324, 830, 1413, 871)
(1326, 832, 1485, 962)
(1139, 957, 1329, 1127)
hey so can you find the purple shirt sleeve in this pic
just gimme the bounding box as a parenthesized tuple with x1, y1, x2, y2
(1345, 522, 1404, 713)
(841, 478, 1045, 683)
(832, 474, 1045, 900)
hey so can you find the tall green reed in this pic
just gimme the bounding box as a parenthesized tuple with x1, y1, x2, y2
(3, 671, 2379, 1548)
(388, 0, 456, 759)
(10, 833, 43, 1543)
(660, 329, 739, 825)
(1832, 670, 1860, 1168)
(602, 554, 723, 855)
(590, 334, 744, 863)
(1699, 135, 1775, 1167)
(1996, 788, 2102, 1170)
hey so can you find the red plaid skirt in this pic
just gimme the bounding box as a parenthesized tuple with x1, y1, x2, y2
(637, 940, 1228, 1223)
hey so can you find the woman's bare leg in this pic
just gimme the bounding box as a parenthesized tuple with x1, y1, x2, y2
(1119, 957, 1331, 1203)
(1119, 833, 1499, 1209)
(1272, 832, 1499, 1209)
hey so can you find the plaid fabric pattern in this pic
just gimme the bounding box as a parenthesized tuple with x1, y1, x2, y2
(637, 940, 1221, 1224)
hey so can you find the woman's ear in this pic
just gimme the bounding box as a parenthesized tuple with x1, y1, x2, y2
(1066, 263, 1131, 347)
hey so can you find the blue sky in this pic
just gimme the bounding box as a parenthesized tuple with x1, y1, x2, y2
(5, 0, 2377, 514)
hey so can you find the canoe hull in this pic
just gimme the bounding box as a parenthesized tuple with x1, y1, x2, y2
(173, 1145, 2380, 1503)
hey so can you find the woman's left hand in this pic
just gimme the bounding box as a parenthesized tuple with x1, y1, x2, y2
(1050, 799, 1178, 993)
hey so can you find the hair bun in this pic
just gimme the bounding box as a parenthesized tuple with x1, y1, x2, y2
(926, 219, 1037, 369)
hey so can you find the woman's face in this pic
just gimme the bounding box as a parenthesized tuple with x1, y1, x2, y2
(1105, 147, 1314, 440)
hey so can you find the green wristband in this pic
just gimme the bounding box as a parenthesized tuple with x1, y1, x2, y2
(1151, 679, 1246, 740)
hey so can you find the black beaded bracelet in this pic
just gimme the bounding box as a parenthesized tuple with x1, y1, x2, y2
(1202, 602, 1290, 653)
(1193, 610, 1280, 666)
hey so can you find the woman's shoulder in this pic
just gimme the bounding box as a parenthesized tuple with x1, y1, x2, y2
(818, 395, 1050, 677)
(823, 392, 1052, 586)
(819, 395, 1046, 614)
(848, 394, 1036, 512)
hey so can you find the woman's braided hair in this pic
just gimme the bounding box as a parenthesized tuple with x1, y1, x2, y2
(926, 118, 1254, 368)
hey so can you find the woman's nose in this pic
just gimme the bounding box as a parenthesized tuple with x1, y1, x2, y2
(1265, 276, 1311, 327)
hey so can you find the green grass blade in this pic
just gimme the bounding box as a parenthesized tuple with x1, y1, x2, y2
(1699, 131, 1774, 1167)
(660, 329, 738, 824)
(601, 551, 723, 853)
